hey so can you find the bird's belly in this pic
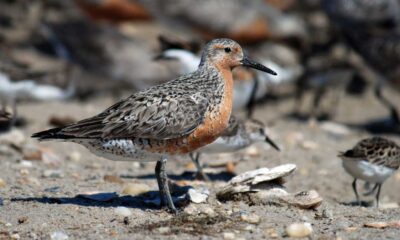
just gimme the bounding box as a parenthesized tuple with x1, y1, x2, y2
(342, 160, 395, 183)
(74, 139, 162, 162)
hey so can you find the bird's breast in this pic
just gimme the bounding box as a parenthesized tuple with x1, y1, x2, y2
(145, 69, 234, 154)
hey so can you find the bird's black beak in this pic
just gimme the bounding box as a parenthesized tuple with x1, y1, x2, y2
(265, 136, 280, 152)
(241, 56, 277, 75)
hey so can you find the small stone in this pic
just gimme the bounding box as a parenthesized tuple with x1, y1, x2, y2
(245, 145, 260, 157)
(264, 228, 278, 238)
(158, 227, 170, 234)
(103, 175, 124, 184)
(201, 207, 215, 217)
(187, 188, 209, 203)
(43, 169, 64, 178)
(240, 213, 261, 224)
(114, 207, 132, 217)
(0, 178, 5, 188)
(301, 141, 318, 150)
(10, 234, 20, 239)
(286, 222, 313, 238)
(5, 222, 12, 227)
(223, 232, 235, 240)
(0, 129, 25, 147)
(67, 151, 81, 162)
(50, 231, 69, 240)
(184, 205, 198, 215)
(122, 183, 150, 196)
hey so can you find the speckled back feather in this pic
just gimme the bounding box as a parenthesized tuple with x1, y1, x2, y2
(340, 137, 400, 169)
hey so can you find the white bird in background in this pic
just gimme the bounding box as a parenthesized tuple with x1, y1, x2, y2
(0, 72, 75, 127)
(156, 48, 297, 110)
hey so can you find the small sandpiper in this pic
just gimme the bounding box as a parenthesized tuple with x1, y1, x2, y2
(190, 115, 280, 180)
(338, 137, 400, 207)
(32, 38, 277, 213)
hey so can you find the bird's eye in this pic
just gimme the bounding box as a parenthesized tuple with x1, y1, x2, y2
(224, 47, 231, 53)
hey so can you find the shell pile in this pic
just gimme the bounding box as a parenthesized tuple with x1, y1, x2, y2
(217, 164, 322, 209)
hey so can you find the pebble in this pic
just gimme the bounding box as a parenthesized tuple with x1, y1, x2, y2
(184, 205, 198, 215)
(50, 231, 69, 240)
(187, 188, 209, 203)
(122, 183, 150, 196)
(114, 207, 132, 217)
(223, 232, 235, 240)
(157, 227, 170, 234)
(10, 234, 20, 239)
(0, 178, 5, 188)
(42, 169, 64, 178)
(103, 175, 124, 184)
(240, 213, 261, 224)
(201, 207, 215, 217)
(0, 129, 25, 147)
(286, 222, 313, 238)
(67, 151, 81, 162)
(264, 228, 279, 238)
(320, 121, 351, 136)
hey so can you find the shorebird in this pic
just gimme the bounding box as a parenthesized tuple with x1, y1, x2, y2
(32, 38, 277, 213)
(189, 115, 280, 180)
(338, 137, 400, 207)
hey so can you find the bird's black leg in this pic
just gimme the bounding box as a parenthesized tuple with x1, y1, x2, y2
(189, 152, 210, 181)
(155, 157, 177, 214)
(375, 184, 382, 208)
(352, 178, 361, 206)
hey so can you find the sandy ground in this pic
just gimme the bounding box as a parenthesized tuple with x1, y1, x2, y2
(1, 87, 400, 239)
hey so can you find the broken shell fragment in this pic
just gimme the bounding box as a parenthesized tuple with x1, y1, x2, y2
(217, 164, 296, 200)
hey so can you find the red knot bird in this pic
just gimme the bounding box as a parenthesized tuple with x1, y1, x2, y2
(32, 38, 277, 213)
(190, 115, 280, 180)
(338, 137, 400, 207)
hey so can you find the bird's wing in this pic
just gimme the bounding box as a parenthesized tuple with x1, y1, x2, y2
(58, 81, 210, 140)
(342, 137, 400, 169)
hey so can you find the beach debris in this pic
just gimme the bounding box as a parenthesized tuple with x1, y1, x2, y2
(187, 188, 209, 204)
(223, 232, 236, 240)
(77, 191, 118, 202)
(363, 221, 400, 229)
(286, 222, 313, 238)
(240, 213, 261, 224)
(280, 190, 323, 209)
(217, 164, 322, 208)
(114, 206, 132, 217)
(50, 231, 69, 240)
(0, 128, 25, 148)
(217, 164, 296, 200)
